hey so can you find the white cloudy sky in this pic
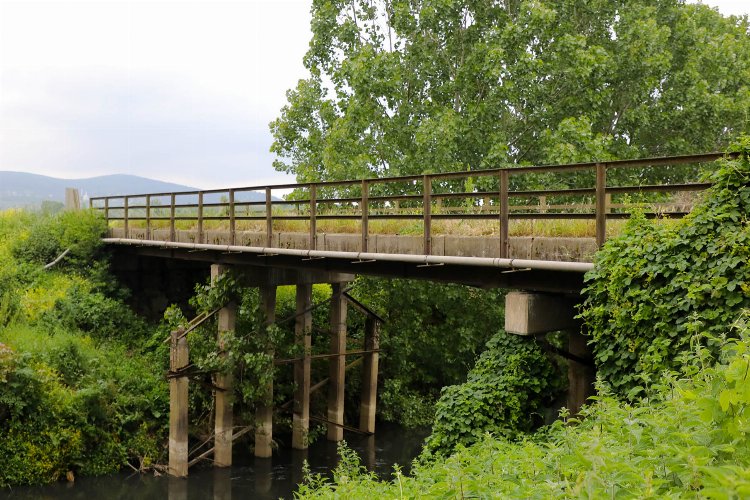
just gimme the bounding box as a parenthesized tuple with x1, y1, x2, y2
(0, 0, 747, 189)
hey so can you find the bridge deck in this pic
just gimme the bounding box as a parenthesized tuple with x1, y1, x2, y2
(96, 151, 737, 292)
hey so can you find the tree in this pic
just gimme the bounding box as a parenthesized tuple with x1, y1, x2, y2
(270, 0, 750, 187)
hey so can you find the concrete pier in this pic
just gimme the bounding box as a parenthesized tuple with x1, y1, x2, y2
(504, 291, 594, 414)
(359, 317, 380, 433)
(292, 283, 313, 449)
(212, 264, 236, 467)
(168, 329, 189, 477)
(327, 282, 348, 441)
(255, 283, 277, 458)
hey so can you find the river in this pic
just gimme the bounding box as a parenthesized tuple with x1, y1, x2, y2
(1, 423, 428, 499)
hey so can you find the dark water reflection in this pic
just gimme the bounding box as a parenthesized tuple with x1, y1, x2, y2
(2, 423, 428, 500)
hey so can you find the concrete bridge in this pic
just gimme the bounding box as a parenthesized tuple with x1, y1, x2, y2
(90, 151, 734, 477)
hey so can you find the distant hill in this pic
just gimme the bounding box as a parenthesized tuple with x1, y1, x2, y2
(0, 172, 273, 209)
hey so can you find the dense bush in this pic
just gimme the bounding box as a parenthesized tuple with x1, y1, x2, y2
(40, 285, 149, 345)
(11, 209, 106, 270)
(0, 209, 167, 486)
(424, 331, 563, 455)
(0, 326, 167, 486)
(297, 319, 750, 498)
(581, 146, 750, 397)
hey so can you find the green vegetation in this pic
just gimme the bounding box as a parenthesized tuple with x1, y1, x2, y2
(581, 144, 750, 397)
(298, 322, 750, 498)
(424, 331, 563, 456)
(352, 278, 508, 428)
(0, 209, 167, 486)
(272, 0, 749, 184)
(292, 148, 750, 499)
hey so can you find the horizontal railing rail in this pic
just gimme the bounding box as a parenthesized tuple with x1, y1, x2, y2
(90, 151, 739, 257)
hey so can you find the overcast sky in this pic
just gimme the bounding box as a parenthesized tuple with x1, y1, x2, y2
(0, 0, 747, 189)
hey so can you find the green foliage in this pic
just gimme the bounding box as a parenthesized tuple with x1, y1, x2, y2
(0, 326, 167, 486)
(424, 331, 563, 455)
(0, 209, 167, 486)
(273, 0, 750, 185)
(350, 277, 505, 427)
(39, 285, 149, 346)
(12, 209, 106, 270)
(296, 319, 750, 498)
(581, 148, 750, 396)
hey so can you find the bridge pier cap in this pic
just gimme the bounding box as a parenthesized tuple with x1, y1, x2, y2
(504, 291, 578, 336)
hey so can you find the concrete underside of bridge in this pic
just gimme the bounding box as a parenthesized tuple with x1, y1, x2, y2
(107, 240, 593, 478)
(109, 243, 587, 296)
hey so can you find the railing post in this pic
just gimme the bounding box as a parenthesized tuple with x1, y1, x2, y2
(104, 198, 110, 228)
(361, 180, 369, 252)
(146, 195, 151, 239)
(423, 175, 432, 255)
(170, 193, 176, 242)
(124, 196, 129, 239)
(596, 163, 607, 247)
(309, 185, 317, 250)
(265, 187, 273, 248)
(198, 192, 204, 244)
(229, 189, 236, 246)
(499, 170, 509, 259)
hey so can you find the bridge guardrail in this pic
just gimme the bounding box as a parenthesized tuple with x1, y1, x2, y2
(90, 152, 739, 257)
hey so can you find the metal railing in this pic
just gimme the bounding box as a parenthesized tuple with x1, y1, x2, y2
(90, 152, 738, 257)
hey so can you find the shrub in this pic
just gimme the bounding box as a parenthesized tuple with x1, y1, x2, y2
(424, 331, 563, 456)
(296, 319, 750, 498)
(581, 145, 750, 397)
(11, 210, 106, 270)
(0, 326, 167, 486)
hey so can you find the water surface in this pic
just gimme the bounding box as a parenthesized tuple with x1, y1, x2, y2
(2, 423, 427, 499)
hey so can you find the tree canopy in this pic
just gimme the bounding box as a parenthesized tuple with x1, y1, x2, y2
(271, 0, 750, 183)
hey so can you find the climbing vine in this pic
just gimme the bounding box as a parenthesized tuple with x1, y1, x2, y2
(581, 141, 750, 397)
(423, 331, 563, 456)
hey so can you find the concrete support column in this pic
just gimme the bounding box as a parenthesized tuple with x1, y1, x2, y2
(292, 283, 313, 449)
(504, 291, 596, 415)
(255, 283, 276, 458)
(359, 317, 380, 434)
(169, 329, 189, 477)
(327, 282, 348, 441)
(567, 329, 595, 415)
(212, 264, 236, 467)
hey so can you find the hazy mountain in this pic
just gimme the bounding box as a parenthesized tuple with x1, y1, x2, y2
(0, 171, 273, 209)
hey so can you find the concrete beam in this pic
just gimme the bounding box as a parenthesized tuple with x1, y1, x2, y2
(504, 292, 577, 335)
